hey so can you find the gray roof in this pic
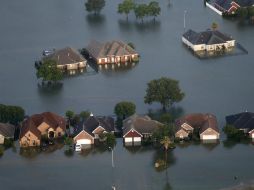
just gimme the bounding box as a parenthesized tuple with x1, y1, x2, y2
(123, 114, 162, 136)
(215, 0, 233, 11)
(0, 123, 15, 137)
(234, 0, 254, 7)
(183, 29, 234, 45)
(86, 40, 138, 59)
(43, 47, 86, 65)
(75, 115, 115, 137)
(226, 112, 254, 130)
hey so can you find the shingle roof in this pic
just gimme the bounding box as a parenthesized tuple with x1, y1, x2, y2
(43, 47, 86, 65)
(0, 123, 15, 137)
(226, 112, 254, 130)
(183, 29, 233, 45)
(215, 0, 233, 10)
(86, 40, 138, 59)
(176, 113, 219, 134)
(234, 0, 254, 7)
(75, 115, 115, 137)
(123, 114, 163, 136)
(20, 112, 66, 139)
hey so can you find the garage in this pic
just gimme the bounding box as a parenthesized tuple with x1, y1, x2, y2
(201, 135, 217, 140)
(77, 139, 92, 145)
(124, 137, 133, 143)
(133, 137, 141, 142)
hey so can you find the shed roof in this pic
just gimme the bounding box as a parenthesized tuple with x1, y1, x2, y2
(0, 123, 15, 137)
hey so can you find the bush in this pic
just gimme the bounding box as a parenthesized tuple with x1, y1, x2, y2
(223, 124, 245, 140)
(4, 138, 13, 148)
(105, 133, 116, 148)
(64, 137, 73, 146)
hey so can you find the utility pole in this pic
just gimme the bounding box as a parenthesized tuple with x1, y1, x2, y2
(109, 147, 115, 190)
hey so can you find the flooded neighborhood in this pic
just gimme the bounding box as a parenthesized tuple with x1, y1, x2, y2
(0, 0, 254, 189)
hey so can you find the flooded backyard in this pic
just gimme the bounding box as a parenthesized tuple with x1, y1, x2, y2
(0, 0, 254, 189)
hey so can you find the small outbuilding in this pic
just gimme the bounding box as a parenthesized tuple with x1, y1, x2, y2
(0, 123, 15, 144)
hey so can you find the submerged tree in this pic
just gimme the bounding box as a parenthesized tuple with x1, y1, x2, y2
(114, 101, 136, 120)
(144, 77, 185, 111)
(118, 0, 135, 20)
(36, 59, 63, 83)
(211, 22, 218, 30)
(134, 4, 148, 22)
(85, 0, 105, 15)
(148, 1, 161, 21)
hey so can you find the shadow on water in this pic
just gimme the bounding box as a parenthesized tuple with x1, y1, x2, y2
(147, 106, 185, 121)
(118, 19, 161, 33)
(86, 14, 106, 27)
(223, 138, 253, 149)
(19, 140, 65, 159)
(153, 148, 176, 172)
(99, 62, 138, 76)
(37, 82, 63, 95)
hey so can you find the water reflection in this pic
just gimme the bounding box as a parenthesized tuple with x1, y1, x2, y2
(86, 14, 106, 27)
(19, 140, 64, 159)
(118, 19, 161, 33)
(37, 82, 63, 95)
(99, 62, 138, 76)
(147, 106, 185, 121)
(223, 139, 252, 149)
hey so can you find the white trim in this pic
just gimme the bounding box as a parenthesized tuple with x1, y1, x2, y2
(92, 126, 105, 134)
(206, 2, 223, 16)
(200, 127, 219, 136)
(123, 128, 143, 138)
(74, 130, 94, 141)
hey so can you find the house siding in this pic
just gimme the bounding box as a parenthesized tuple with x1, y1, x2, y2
(200, 128, 219, 140)
(0, 134, 4, 144)
(19, 131, 41, 147)
(175, 130, 189, 139)
(74, 131, 94, 144)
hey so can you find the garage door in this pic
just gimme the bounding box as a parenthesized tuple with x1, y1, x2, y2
(133, 137, 141, 142)
(77, 139, 92, 145)
(202, 135, 217, 140)
(125, 137, 133, 143)
(252, 133, 254, 139)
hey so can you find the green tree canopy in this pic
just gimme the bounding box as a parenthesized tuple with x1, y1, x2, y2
(118, 0, 135, 20)
(148, 1, 161, 21)
(236, 7, 248, 19)
(85, 0, 105, 15)
(36, 59, 63, 82)
(0, 104, 25, 125)
(79, 111, 90, 121)
(144, 77, 185, 111)
(134, 4, 148, 22)
(114, 101, 136, 119)
(65, 110, 75, 120)
(223, 124, 245, 140)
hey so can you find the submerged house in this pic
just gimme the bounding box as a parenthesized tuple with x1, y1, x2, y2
(175, 113, 220, 141)
(0, 123, 15, 144)
(86, 40, 139, 64)
(73, 113, 115, 149)
(122, 114, 162, 146)
(226, 112, 254, 138)
(19, 112, 66, 147)
(43, 47, 87, 75)
(182, 29, 235, 52)
(214, 0, 254, 14)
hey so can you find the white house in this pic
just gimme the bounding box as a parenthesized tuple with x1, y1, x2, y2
(182, 29, 235, 52)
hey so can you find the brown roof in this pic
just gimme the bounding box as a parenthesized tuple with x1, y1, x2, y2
(20, 112, 66, 139)
(86, 40, 138, 59)
(123, 114, 163, 136)
(176, 113, 219, 134)
(43, 47, 86, 65)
